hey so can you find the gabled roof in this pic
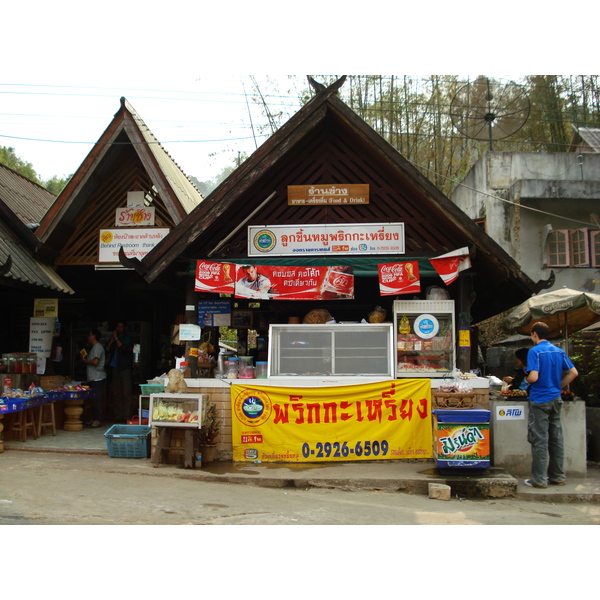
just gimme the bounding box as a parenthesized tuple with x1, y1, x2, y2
(131, 77, 537, 322)
(35, 98, 204, 264)
(0, 162, 56, 226)
(569, 125, 600, 153)
(0, 196, 74, 294)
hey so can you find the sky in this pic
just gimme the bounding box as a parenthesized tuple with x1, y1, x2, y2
(2, 3, 595, 185)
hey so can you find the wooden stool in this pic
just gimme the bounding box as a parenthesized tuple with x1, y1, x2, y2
(10, 408, 38, 442)
(151, 426, 199, 469)
(37, 401, 57, 436)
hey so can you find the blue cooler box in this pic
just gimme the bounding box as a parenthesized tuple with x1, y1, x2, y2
(433, 409, 491, 474)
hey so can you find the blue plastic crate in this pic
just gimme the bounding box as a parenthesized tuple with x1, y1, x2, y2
(104, 424, 151, 459)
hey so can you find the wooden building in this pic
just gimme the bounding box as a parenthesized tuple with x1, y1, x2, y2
(3, 98, 203, 386)
(125, 77, 541, 371)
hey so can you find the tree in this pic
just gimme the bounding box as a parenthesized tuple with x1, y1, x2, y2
(0, 145, 40, 183)
(0, 145, 71, 195)
(43, 175, 70, 196)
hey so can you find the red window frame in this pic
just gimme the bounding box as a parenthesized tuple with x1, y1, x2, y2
(546, 230, 569, 267)
(570, 228, 590, 267)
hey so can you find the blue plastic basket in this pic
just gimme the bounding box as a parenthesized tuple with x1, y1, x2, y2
(104, 424, 151, 459)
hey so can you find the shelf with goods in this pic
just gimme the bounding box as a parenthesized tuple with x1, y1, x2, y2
(393, 300, 456, 378)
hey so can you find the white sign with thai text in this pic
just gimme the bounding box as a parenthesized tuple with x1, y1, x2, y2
(495, 405, 526, 420)
(98, 228, 170, 263)
(248, 223, 405, 257)
(115, 206, 155, 227)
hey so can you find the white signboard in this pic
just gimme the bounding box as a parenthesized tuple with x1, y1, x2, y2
(178, 324, 202, 341)
(248, 223, 405, 257)
(115, 206, 155, 227)
(127, 191, 145, 206)
(29, 317, 54, 358)
(98, 228, 170, 263)
(495, 405, 526, 420)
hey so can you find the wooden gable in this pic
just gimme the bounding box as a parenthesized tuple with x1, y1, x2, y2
(36, 98, 203, 266)
(134, 77, 537, 323)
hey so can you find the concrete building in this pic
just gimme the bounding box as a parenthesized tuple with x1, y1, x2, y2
(451, 151, 600, 295)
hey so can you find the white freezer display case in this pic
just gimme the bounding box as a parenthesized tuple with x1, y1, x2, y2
(393, 300, 456, 377)
(268, 323, 394, 378)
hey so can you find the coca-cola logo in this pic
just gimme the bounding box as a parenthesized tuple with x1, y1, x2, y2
(381, 264, 404, 276)
(331, 275, 350, 287)
(198, 262, 224, 279)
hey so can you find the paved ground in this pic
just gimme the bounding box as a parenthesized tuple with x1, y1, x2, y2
(3, 424, 600, 503)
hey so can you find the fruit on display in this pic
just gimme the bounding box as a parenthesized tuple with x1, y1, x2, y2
(152, 401, 199, 422)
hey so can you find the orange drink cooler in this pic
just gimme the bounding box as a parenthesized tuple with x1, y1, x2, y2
(433, 409, 491, 473)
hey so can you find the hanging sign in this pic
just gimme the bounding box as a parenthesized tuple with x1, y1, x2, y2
(248, 223, 405, 257)
(29, 317, 54, 358)
(429, 247, 471, 285)
(235, 265, 354, 300)
(231, 379, 432, 462)
(378, 261, 420, 295)
(197, 300, 232, 327)
(115, 206, 155, 227)
(195, 261, 235, 294)
(287, 184, 369, 205)
(34, 299, 58, 318)
(98, 228, 169, 263)
(195, 261, 354, 300)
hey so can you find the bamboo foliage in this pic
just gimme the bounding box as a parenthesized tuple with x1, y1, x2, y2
(250, 75, 600, 197)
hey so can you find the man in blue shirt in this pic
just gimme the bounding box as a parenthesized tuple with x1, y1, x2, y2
(524, 322, 578, 488)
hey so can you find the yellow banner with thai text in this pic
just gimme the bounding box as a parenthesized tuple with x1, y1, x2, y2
(231, 379, 432, 462)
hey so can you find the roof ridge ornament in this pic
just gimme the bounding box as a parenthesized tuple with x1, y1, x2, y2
(307, 76, 347, 95)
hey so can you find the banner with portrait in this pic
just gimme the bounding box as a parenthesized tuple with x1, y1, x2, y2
(195, 261, 354, 300)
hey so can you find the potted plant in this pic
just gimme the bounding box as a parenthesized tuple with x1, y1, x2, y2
(198, 400, 221, 464)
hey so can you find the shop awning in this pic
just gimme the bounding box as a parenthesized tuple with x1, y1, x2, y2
(207, 256, 440, 278)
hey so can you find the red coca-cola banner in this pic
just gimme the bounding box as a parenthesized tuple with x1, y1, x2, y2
(195, 261, 354, 300)
(377, 261, 421, 296)
(195, 261, 236, 294)
(429, 247, 471, 285)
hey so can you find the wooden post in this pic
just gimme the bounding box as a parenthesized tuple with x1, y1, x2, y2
(185, 275, 198, 378)
(457, 273, 476, 373)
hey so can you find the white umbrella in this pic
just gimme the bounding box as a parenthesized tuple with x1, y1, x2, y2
(503, 287, 600, 352)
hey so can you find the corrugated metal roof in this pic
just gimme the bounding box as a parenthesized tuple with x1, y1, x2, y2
(572, 126, 600, 152)
(578, 127, 600, 152)
(124, 99, 204, 214)
(0, 217, 74, 294)
(0, 162, 56, 226)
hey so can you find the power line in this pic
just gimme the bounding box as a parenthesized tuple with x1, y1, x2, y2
(407, 157, 600, 228)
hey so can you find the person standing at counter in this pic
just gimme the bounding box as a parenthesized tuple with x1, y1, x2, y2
(105, 321, 134, 423)
(82, 328, 106, 427)
(524, 322, 578, 489)
(503, 348, 529, 391)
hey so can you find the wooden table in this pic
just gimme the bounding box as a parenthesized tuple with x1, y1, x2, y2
(151, 425, 200, 469)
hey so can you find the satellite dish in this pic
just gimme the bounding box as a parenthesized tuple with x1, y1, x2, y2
(450, 77, 530, 150)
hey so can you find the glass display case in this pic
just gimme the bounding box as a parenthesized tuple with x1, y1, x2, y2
(393, 300, 456, 378)
(268, 323, 394, 378)
(149, 393, 206, 428)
